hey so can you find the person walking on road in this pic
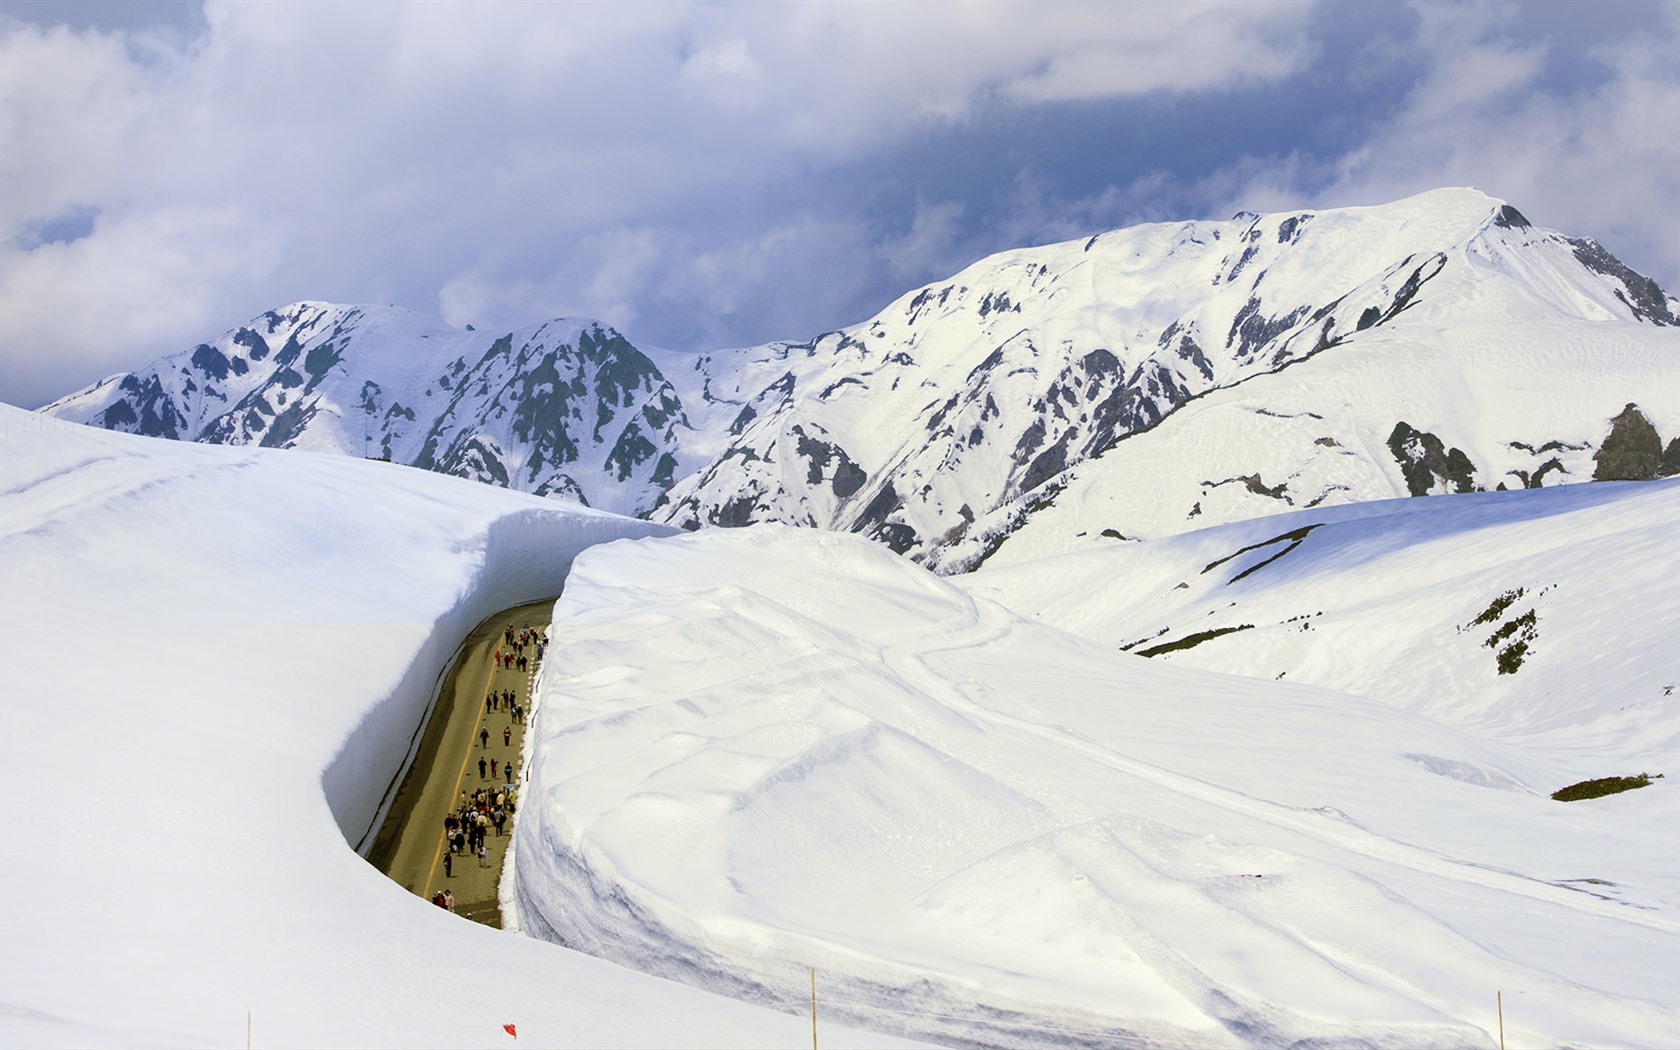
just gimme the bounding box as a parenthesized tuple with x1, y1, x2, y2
(478, 757, 487, 780)
(479, 727, 489, 749)
(478, 843, 490, 868)
(503, 726, 512, 746)
(505, 762, 515, 785)
(443, 850, 453, 878)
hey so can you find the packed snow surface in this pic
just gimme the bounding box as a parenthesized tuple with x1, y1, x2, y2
(519, 520, 1679, 1048)
(0, 404, 907, 1048)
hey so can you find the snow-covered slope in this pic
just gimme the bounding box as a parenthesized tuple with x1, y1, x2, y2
(0, 403, 905, 1049)
(963, 478, 1680, 769)
(39, 303, 693, 515)
(968, 295, 1680, 569)
(651, 189, 1680, 568)
(516, 522, 1680, 1048)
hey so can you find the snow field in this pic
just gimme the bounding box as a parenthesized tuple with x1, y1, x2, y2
(517, 522, 1680, 1047)
(0, 404, 912, 1049)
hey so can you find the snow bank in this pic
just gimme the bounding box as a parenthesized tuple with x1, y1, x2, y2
(0, 404, 909, 1048)
(517, 523, 1680, 1047)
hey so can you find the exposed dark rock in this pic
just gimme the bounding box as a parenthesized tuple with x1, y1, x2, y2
(1277, 214, 1311, 243)
(872, 522, 919, 554)
(977, 290, 1015, 318)
(711, 494, 760, 528)
(100, 400, 137, 428)
(649, 452, 678, 489)
(854, 482, 902, 533)
(727, 403, 757, 436)
(1380, 254, 1447, 325)
(261, 401, 315, 449)
(1388, 422, 1477, 496)
(272, 332, 304, 368)
(1020, 427, 1076, 494)
(1510, 457, 1567, 489)
(1493, 205, 1532, 230)
(820, 376, 866, 399)
(606, 421, 656, 482)
(1663, 439, 1680, 478)
(1225, 297, 1308, 359)
(233, 327, 270, 361)
(1593, 403, 1666, 480)
(1569, 239, 1676, 325)
(792, 425, 867, 498)
(190, 343, 230, 381)
(1173, 334, 1214, 381)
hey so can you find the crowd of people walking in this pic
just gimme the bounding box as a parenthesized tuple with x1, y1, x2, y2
(431, 620, 547, 911)
(441, 783, 518, 874)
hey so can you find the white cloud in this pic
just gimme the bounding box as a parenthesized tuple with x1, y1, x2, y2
(1214, 1, 1680, 292)
(999, 1, 1315, 102)
(26, 0, 1674, 412)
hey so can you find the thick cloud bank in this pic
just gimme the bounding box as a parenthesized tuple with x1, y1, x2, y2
(4, 2, 1676, 410)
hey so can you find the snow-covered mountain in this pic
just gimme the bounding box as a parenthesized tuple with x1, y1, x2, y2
(42, 189, 1680, 565)
(653, 188, 1680, 570)
(40, 303, 693, 516)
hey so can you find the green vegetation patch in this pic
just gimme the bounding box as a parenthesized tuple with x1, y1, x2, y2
(1136, 624, 1254, 657)
(1551, 774, 1659, 802)
(1470, 588, 1525, 627)
(1465, 588, 1540, 675)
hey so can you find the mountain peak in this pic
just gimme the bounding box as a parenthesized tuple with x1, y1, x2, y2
(40, 189, 1680, 570)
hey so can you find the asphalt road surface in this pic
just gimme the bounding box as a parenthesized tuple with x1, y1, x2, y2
(365, 599, 555, 927)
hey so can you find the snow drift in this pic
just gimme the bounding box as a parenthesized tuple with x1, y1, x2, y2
(515, 520, 1680, 1047)
(0, 403, 905, 1048)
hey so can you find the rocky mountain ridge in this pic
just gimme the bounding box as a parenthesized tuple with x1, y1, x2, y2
(40, 188, 1680, 566)
(43, 305, 694, 516)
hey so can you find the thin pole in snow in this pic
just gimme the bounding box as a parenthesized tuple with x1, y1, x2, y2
(247, 1010, 252, 1050)
(811, 967, 817, 1050)
(1497, 990, 1504, 1050)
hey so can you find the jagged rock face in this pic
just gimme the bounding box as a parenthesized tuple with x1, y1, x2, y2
(41, 189, 1680, 567)
(1592, 404, 1680, 482)
(42, 304, 692, 516)
(1388, 423, 1477, 497)
(654, 188, 1680, 568)
(957, 190, 1680, 569)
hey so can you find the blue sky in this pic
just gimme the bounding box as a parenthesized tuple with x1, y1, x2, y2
(1, 0, 1676, 407)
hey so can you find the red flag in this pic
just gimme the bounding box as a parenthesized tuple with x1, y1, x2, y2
(503, 1023, 517, 1038)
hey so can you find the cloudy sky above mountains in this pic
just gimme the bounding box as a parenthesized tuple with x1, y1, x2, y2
(1, 0, 1676, 409)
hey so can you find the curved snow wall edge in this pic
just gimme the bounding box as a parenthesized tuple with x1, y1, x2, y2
(320, 507, 678, 851)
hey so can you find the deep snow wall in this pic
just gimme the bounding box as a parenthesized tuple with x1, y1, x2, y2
(322, 507, 676, 851)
